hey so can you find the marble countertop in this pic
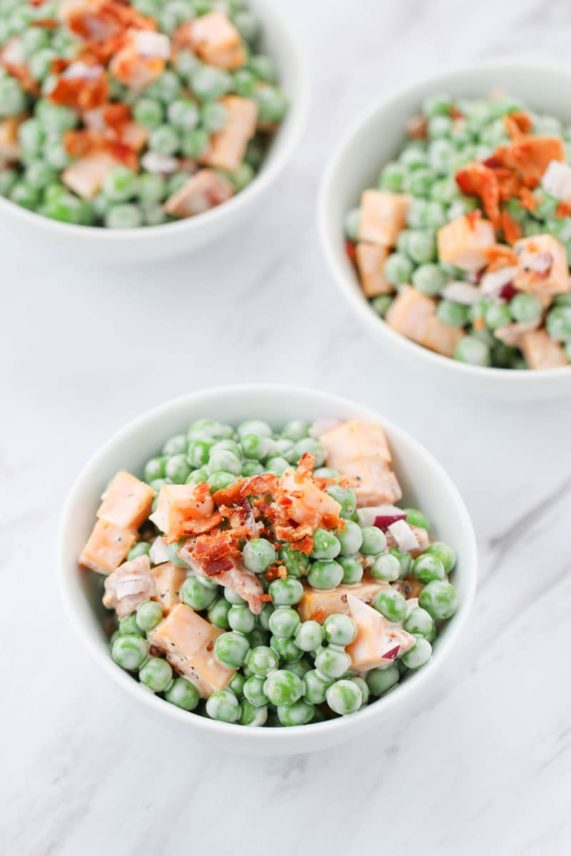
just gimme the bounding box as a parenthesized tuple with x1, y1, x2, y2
(2, 0, 571, 853)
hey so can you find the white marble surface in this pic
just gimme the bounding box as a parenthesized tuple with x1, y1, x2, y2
(2, 0, 571, 853)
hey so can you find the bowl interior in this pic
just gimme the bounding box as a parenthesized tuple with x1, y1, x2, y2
(60, 386, 477, 751)
(321, 64, 571, 391)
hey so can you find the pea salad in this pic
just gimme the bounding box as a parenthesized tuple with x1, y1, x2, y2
(345, 92, 571, 370)
(0, 0, 288, 228)
(79, 417, 458, 728)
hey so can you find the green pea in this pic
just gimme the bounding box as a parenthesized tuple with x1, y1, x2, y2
(269, 606, 300, 639)
(0, 168, 17, 197)
(546, 306, 571, 342)
(424, 541, 456, 574)
(207, 597, 231, 630)
(412, 554, 445, 584)
(385, 252, 414, 286)
(118, 614, 143, 637)
(186, 467, 209, 485)
(315, 646, 351, 680)
(277, 700, 315, 726)
(240, 433, 268, 460)
(227, 604, 256, 634)
(164, 676, 199, 710)
(379, 161, 406, 192)
(214, 631, 250, 669)
(361, 526, 387, 556)
(241, 460, 264, 477)
(206, 689, 240, 723)
(412, 263, 445, 296)
(438, 299, 469, 328)
(371, 295, 394, 318)
(301, 669, 331, 704)
(228, 673, 246, 699)
(105, 204, 142, 229)
(405, 507, 430, 530)
(242, 538, 276, 574)
(246, 645, 279, 677)
(240, 700, 268, 726)
(419, 580, 457, 620)
(311, 528, 341, 561)
(167, 98, 200, 132)
(292, 437, 325, 467)
(371, 552, 401, 582)
(207, 471, 236, 492)
(102, 166, 138, 202)
(243, 675, 267, 707)
(133, 97, 164, 129)
(279, 545, 309, 579)
(254, 84, 288, 124)
(373, 589, 407, 623)
(323, 613, 356, 647)
(233, 67, 257, 97)
(181, 128, 209, 159)
(453, 336, 491, 367)
(404, 168, 435, 198)
(337, 519, 363, 556)
(399, 146, 428, 170)
(422, 93, 453, 118)
(402, 637, 433, 669)
(149, 124, 180, 156)
(264, 669, 303, 706)
(326, 485, 357, 519)
(163, 454, 190, 484)
(485, 301, 512, 330)
(366, 665, 399, 696)
(10, 181, 40, 210)
(187, 439, 213, 469)
(111, 635, 147, 671)
(326, 679, 362, 715)
(266, 456, 289, 476)
(134, 600, 162, 633)
(127, 542, 151, 562)
(190, 64, 231, 101)
(279, 420, 309, 442)
(294, 620, 323, 653)
(146, 70, 181, 103)
(428, 139, 456, 174)
(307, 560, 343, 590)
(144, 456, 166, 482)
(270, 636, 303, 664)
(181, 575, 217, 611)
(224, 587, 245, 605)
(269, 578, 304, 606)
(404, 606, 435, 639)
(339, 556, 363, 585)
(408, 229, 436, 263)
(344, 207, 361, 241)
(139, 657, 173, 693)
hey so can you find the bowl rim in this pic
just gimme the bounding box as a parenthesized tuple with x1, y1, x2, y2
(0, 0, 309, 242)
(58, 383, 478, 742)
(318, 60, 571, 384)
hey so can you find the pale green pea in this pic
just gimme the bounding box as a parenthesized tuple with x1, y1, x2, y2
(279, 545, 309, 579)
(404, 168, 435, 198)
(373, 589, 407, 622)
(181, 128, 209, 159)
(243, 675, 267, 707)
(242, 538, 276, 574)
(133, 97, 164, 129)
(190, 65, 231, 101)
(454, 335, 491, 367)
(277, 700, 315, 726)
(214, 631, 250, 669)
(323, 613, 356, 647)
(405, 507, 430, 529)
(186, 467, 209, 485)
(422, 93, 453, 118)
(312, 528, 341, 560)
(424, 541, 456, 573)
(292, 437, 325, 467)
(111, 635, 147, 671)
(339, 556, 363, 585)
(326, 485, 357, 519)
(361, 526, 386, 556)
(240, 701, 268, 726)
(402, 636, 433, 669)
(165, 453, 190, 483)
(315, 646, 351, 680)
(281, 420, 310, 442)
(326, 679, 362, 715)
(208, 447, 241, 475)
(485, 301, 512, 330)
(379, 161, 405, 192)
(149, 124, 180, 156)
(269, 578, 304, 606)
(371, 295, 394, 318)
(165, 677, 199, 710)
(224, 587, 245, 605)
(348, 675, 369, 707)
(413, 553, 445, 584)
(118, 614, 143, 637)
(337, 519, 363, 556)
(181, 575, 218, 611)
(294, 620, 323, 652)
(246, 644, 279, 677)
(139, 657, 173, 693)
(168, 98, 200, 132)
(412, 263, 446, 296)
(438, 299, 469, 328)
(407, 230, 436, 263)
(344, 207, 361, 241)
(249, 54, 278, 84)
(128, 542, 151, 562)
(547, 306, 571, 342)
(371, 552, 401, 582)
(270, 636, 303, 664)
(206, 689, 240, 723)
(404, 606, 435, 639)
(366, 665, 399, 696)
(307, 560, 343, 590)
(266, 456, 289, 476)
(254, 85, 288, 124)
(105, 204, 142, 229)
(419, 580, 457, 620)
(208, 597, 231, 630)
(269, 606, 300, 639)
(264, 669, 303, 706)
(228, 673, 246, 699)
(303, 669, 332, 704)
(385, 252, 413, 286)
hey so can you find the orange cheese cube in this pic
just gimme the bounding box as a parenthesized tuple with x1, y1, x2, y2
(80, 519, 136, 574)
(346, 596, 415, 671)
(149, 483, 214, 540)
(298, 581, 389, 623)
(184, 11, 245, 70)
(62, 152, 118, 200)
(97, 470, 154, 531)
(0, 116, 22, 162)
(150, 561, 187, 613)
(385, 285, 464, 357)
(320, 420, 402, 507)
(355, 243, 391, 296)
(358, 190, 409, 247)
(514, 234, 570, 297)
(437, 213, 495, 271)
(418, 314, 465, 358)
(521, 328, 568, 370)
(149, 604, 234, 697)
(164, 169, 234, 218)
(201, 96, 257, 172)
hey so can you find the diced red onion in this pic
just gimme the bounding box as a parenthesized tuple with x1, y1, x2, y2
(387, 519, 419, 551)
(499, 282, 517, 301)
(541, 160, 571, 202)
(480, 266, 518, 298)
(382, 645, 400, 661)
(441, 281, 482, 305)
(357, 505, 404, 527)
(374, 513, 407, 529)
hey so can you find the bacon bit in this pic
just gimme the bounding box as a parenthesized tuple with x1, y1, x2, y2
(50, 71, 109, 111)
(466, 209, 483, 231)
(265, 564, 287, 582)
(518, 187, 536, 211)
(346, 240, 357, 263)
(456, 163, 500, 226)
(493, 136, 565, 189)
(556, 201, 571, 218)
(213, 472, 279, 507)
(449, 105, 463, 120)
(406, 115, 428, 140)
(296, 453, 315, 479)
(103, 102, 132, 130)
(2, 61, 38, 95)
(503, 112, 532, 140)
(500, 210, 522, 245)
(192, 531, 238, 576)
(260, 593, 272, 603)
(485, 244, 518, 271)
(472, 316, 485, 331)
(181, 513, 222, 535)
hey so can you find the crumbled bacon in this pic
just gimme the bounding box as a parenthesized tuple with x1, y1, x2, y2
(485, 244, 518, 271)
(50, 69, 109, 111)
(345, 240, 357, 263)
(191, 531, 238, 576)
(500, 210, 522, 245)
(556, 201, 571, 218)
(181, 513, 223, 536)
(503, 112, 532, 140)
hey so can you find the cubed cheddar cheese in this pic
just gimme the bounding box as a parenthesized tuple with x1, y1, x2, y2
(102, 555, 154, 619)
(149, 483, 214, 540)
(97, 470, 154, 531)
(150, 561, 187, 613)
(320, 419, 402, 507)
(437, 213, 495, 271)
(346, 596, 415, 671)
(80, 518, 136, 574)
(355, 243, 391, 297)
(385, 285, 464, 357)
(514, 234, 570, 297)
(184, 10, 245, 70)
(62, 152, 118, 201)
(298, 581, 389, 623)
(0, 116, 22, 162)
(358, 190, 409, 247)
(520, 328, 568, 370)
(149, 604, 234, 697)
(201, 96, 257, 172)
(164, 169, 234, 218)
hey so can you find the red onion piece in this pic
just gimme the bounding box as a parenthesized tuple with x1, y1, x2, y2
(357, 505, 404, 527)
(383, 645, 400, 661)
(374, 513, 407, 529)
(499, 282, 517, 301)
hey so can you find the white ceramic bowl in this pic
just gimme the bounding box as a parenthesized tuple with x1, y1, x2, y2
(0, 0, 308, 265)
(59, 384, 477, 755)
(319, 63, 571, 401)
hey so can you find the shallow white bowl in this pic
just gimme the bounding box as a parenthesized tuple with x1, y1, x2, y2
(59, 384, 477, 755)
(0, 0, 308, 264)
(319, 63, 571, 401)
